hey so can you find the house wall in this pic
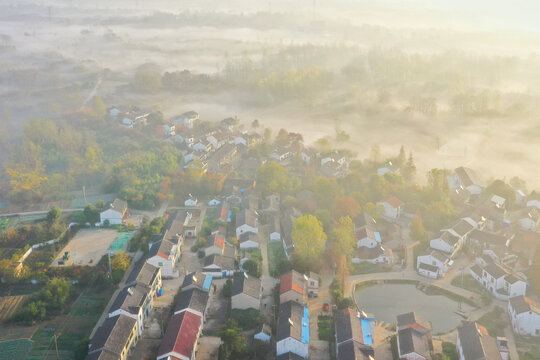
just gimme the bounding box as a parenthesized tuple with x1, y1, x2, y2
(100, 209, 123, 225)
(231, 293, 260, 310)
(270, 232, 281, 242)
(254, 332, 271, 343)
(417, 255, 444, 270)
(240, 240, 259, 249)
(357, 237, 377, 248)
(430, 238, 454, 254)
(508, 281, 527, 298)
(146, 256, 177, 279)
(236, 224, 258, 238)
(508, 303, 540, 336)
(351, 255, 389, 264)
(519, 218, 536, 231)
(280, 291, 304, 305)
(276, 338, 308, 358)
(418, 266, 438, 279)
(109, 309, 145, 336)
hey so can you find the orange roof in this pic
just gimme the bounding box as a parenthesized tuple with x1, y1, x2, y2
(157, 252, 169, 260)
(386, 196, 404, 208)
(477, 324, 489, 336)
(279, 271, 304, 295)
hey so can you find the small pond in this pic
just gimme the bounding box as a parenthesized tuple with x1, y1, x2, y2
(354, 283, 474, 334)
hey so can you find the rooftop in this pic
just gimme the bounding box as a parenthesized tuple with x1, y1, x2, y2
(231, 272, 261, 299)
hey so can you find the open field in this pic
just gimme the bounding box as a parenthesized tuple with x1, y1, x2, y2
(0, 339, 33, 360)
(0, 295, 28, 322)
(50, 228, 128, 267)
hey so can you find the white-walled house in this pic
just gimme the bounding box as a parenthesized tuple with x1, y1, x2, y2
(100, 199, 129, 225)
(269, 215, 281, 242)
(356, 227, 381, 248)
(235, 208, 258, 238)
(430, 231, 460, 255)
(254, 324, 272, 344)
(448, 166, 483, 196)
(276, 301, 309, 359)
(526, 199, 540, 210)
(377, 197, 404, 220)
(457, 321, 502, 360)
(185, 198, 198, 207)
(108, 285, 149, 336)
(208, 198, 221, 207)
(239, 232, 259, 250)
(146, 238, 181, 279)
(231, 273, 261, 310)
(418, 263, 439, 279)
(508, 296, 540, 337)
(469, 263, 527, 301)
(417, 250, 450, 278)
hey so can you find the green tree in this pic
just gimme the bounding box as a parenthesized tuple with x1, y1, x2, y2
(485, 180, 515, 208)
(91, 96, 106, 119)
(402, 152, 417, 183)
(110, 251, 131, 273)
(332, 197, 362, 220)
(256, 161, 298, 196)
(83, 204, 100, 224)
(46, 206, 62, 225)
(410, 214, 428, 244)
(291, 215, 327, 270)
(220, 319, 245, 359)
(332, 217, 356, 258)
(427, 168, 449, 198)
(133, 70, 162, 94)
(242, 260, 261, 278)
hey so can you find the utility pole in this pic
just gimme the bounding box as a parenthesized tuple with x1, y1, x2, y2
(54, 334, 60, 360)
(108, 252, 112, 278)
(83, 185, 87, 204)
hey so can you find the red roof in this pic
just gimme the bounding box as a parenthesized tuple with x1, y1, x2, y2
(158, 311, 201, 359)
(385, 196, 404, 208)
(279, 271, 304, 295)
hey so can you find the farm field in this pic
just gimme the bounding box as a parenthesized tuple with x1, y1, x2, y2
(0, 339, 33, 360)
(0, 295, 28, 322)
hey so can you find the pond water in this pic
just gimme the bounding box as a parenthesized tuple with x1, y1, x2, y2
(354, 283, 474, 334)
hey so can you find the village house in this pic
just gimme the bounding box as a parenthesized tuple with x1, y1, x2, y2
(183, 211, 199, 238)
(448, 166, 483, 196)
(280, 271, 307, 304)
(417, 250, 451, 279)
(508, 296, 540, 336)
(430, 231, 460, 256)
(377, 161, 400, 176)
(254, 323, 272, 344)
(156, 311, 202, 360)
(204, 232, 226, 257)
(206, 143, 238, 174)
(276, 300, 310, 359)
(472, 198, 508, 232)
(173, 110, 198, 129)
(174, 288, 210, 324)
(377, 197, 404, 220)
(334, 308, 376, 360)
(467, 229, 507, 250)
(239, 232, 259, 249)
(469, 263, 527, 300)
(456, 321, 503, 360)
(281, 208, 302, 259)
(352, 246, 391, 265)
(355, 227, 381, 248)
(124, 262, 162, 299)
(526, 199, 540, 210)
(396, 312, 433, 360)
(306, 272, 319, 298)
(513, 207, 540, 231)
(86, 314, 138, 360)
(146, 215, 183, 278)
(184, 197, 198, 207)
(235, 208, 258, 238)
(216, 201, 232, 223)
(100, 198, 129, 225)
(231, 272, 262, 310)
(181, 272, 213, 293)
(202, 254, 235, 277)
(108, 285, 149, 336)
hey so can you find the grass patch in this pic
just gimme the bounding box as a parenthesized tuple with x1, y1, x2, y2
(422, 284, 477, 307)
(442, 341, 458, 360)
(230, 308, 263, 331)
(0, 339, 33, 360)
(477, 306, 508, 337)
(516, 335, 540, 360)
(349, 262, 392, 275)
(451, 274, 482, 294)
(268, 242, 291, 278)
(318, 315, 333, 341)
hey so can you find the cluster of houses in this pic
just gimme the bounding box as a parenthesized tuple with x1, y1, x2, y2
(157, 271, 213, 360)
(275, 270, 318, 359)
(456, 321, 509, 360)
(86, 262, 162, 359)
(352, 212, 392, 265)
(334, 308, 376, 360)
(396, 312, 433, 360)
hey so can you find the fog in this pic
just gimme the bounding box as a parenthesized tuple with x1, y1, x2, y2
(2, 0, 540, 189)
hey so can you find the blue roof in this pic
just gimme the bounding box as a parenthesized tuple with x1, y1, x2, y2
(173, 117, 185, 124)
(227, 210, 232, 222)
(301, 307, 309, 344)
(374, 232, 382, 243)
(361, 318, 375, 346)
(202, 275, 213, 290)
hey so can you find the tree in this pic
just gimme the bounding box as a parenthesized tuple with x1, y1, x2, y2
(83, 204, 100, 224)
(91, 96, 106, 119)
(485, 180, 516, 208)
(397, 145, 406, 166)
(332, 217, 356, 258)
(291, 215, 327, 270)
(427, 168, 449, 198)
(332, 197, 362, 220)
(251, 119, 260, 128)
(46, 206, 62, 225)
(402, 152, 417, 183)
(370, 144, 382, 163)
(110, 251, 131, 273)
(256, 161, 298, 196)
(147, 111, 165, 125)
(220, 319, 245, 360)
(242, 260, 261, 278)
(133, 70, 162, 94)
(410, 214, 428, 244)
(313, 177, 343, 209)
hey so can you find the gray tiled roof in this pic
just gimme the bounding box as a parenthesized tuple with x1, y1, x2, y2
(174, 288, 209, 315)
(509, 296, 540, 315)
(397, 327, 429, 358)
(109, 285, 147, 315)
(231, 273, 261, 299)
(89, 314, 136, 356)
(125, 262, 160, 289)
(337, 341, 375, 360)
(277, 300, 305, 342)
